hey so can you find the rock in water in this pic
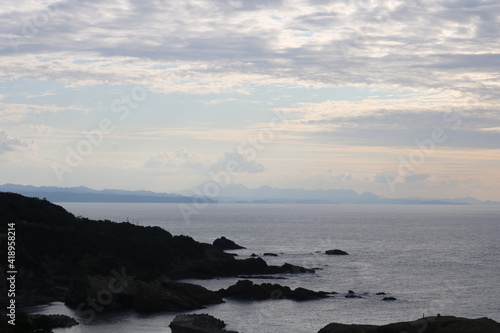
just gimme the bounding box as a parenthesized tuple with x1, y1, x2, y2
(169, 314, 238, 333)
(325, 249, 349, 255)
(218, 280, 330, 301)
(318, 316, 500, 333)
(263, 253, 278, 256)
(213, 236, 246, 250)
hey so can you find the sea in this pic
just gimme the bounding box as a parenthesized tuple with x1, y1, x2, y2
(25, 203, 500, 333)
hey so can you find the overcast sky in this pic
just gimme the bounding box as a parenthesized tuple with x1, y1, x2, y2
(1, 0, 499, 200)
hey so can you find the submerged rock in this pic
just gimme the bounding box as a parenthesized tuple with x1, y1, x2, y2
(169, 314, 238, 333)
(318, 316, 500, 333)
(213, 236, 246, 250)
(382, 296, 397, 301)
(325, 249, 349, 255)
(218, 280, 330, 301)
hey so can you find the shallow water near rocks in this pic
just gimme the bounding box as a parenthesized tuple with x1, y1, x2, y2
(25, 203, 500, 333)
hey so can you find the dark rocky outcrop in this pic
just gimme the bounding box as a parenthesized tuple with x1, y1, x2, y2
(345, 290, 362, 298)
(318, 316, 500, 333)
(263, 253, 278, 256)
(169, 314, 238, 333)
(65, 274, 223, 311)
(168, 257, 314, 280)
(325, 249, 349, 255)
(218, 280, 330, 301)
(382, 296, 397, 301)
(213, 237, 245, 250)
(0, 313, 78, 333)
(0, 193, 314, 311)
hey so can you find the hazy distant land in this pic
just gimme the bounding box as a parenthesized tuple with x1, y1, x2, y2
(1, 183, 498, 205)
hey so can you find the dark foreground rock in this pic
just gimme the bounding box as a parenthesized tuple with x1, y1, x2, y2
(213, 237, 246, 250)
(318, 316, 500, 333)
(169, 314, 238, 333)
(325, 249, 349, 255)
(218, 280, 330, 301)
(65, 274, 223, 311)
(0, 313, 78, 332)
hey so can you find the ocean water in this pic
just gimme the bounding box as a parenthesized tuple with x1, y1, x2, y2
(25, 203, 500, 333)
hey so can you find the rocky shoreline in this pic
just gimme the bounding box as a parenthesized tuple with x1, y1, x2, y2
(1, 193, 499, 332)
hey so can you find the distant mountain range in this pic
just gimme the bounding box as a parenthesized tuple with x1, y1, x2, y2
(1, 183, 498, 205)
(0, 183, 215, 203)
(179, 182, 500, 205)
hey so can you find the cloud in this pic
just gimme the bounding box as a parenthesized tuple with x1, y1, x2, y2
(373, 171, 431, 185)
(0, 102, 89, 123)
(327, 171, 353, 182)
(27, 124, 52, 135)
(0, 0, 498, 98)
(143, 149, 266, 175)
(210, 151, 265, 174)
(404, 172, 431, 183)
(274, 92, 500, 149)
(0, 130, 28, 154)
(144, 149, 207, 171)
(374, 172, 392, 184)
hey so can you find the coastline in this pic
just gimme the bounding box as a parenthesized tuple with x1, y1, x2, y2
(1, 193, 498, 330)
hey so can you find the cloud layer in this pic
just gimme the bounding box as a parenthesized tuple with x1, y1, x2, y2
(1, 0, 499, 200)
(1, 0, 499, 94)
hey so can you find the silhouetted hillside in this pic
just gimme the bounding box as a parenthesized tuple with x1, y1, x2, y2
(0, 192, 313, 311)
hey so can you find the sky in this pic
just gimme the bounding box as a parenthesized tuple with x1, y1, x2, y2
(0, 0, 499, 200)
